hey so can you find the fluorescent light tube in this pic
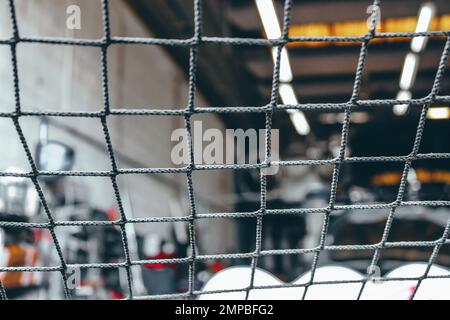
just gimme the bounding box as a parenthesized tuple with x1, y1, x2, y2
(271, 47, 293, 82)
(279, 83, 298, 105)
(427, 107, 450, 119)
(256, 1, 292, 82)
(256, 1, 307, 134)
(411, 3, 436, 53)
(255, 0, 281, 39)
(289, 110, 311, 136)
(393, 90, 412, 116)
(279, 84, 310, 135)
(396, 90, 412, 101)
(400, 53, 419, 91)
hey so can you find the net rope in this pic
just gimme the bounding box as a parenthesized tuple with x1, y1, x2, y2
(0, 0, 449, 300)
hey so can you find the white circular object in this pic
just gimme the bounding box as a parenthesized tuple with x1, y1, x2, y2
(198, 265, 362, 300)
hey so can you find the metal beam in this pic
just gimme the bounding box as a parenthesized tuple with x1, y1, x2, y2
(245, 42, 449, 79)
(258, 73, 450, 102)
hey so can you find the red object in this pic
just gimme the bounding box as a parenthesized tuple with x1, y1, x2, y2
(33, 229, 51, 243)
(33, 229, 43, 241)
(110, 290, 125, 300)
(143, 252, 177, 270)
(408, 285, 417, 300)
(107, 207, 119, 221)
(212, 261, 225, 273)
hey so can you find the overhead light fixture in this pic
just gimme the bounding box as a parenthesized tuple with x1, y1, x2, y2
(289, 110, 311, 136)
(393, 90, 412, 116)
(255, 1, 309, 135)
(255, 0, 292, 82)
(396, 53, 418, 116)
(411, 2, 436, 53)
(255, 0, 281, 39)
(271, 47, 293, 82)
(394, 3, 435, 116)
(279, 83, 298, 105)
(427, 106, 450, 119)
(400, 53, 419, 91)
(279, 83, 297, 104)
(279, 84, 310, 135)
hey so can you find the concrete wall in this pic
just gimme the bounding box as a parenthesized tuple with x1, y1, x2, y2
(0, 0, 234, 253)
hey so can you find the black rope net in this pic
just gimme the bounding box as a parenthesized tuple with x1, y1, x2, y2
(0, 0, 449, 300)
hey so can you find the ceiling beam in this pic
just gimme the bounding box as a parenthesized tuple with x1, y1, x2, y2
(245, 42, 449, 79)
(258, 73, 450, 102)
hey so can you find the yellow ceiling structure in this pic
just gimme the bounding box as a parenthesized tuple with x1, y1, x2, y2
(283, 15, 450, 47)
